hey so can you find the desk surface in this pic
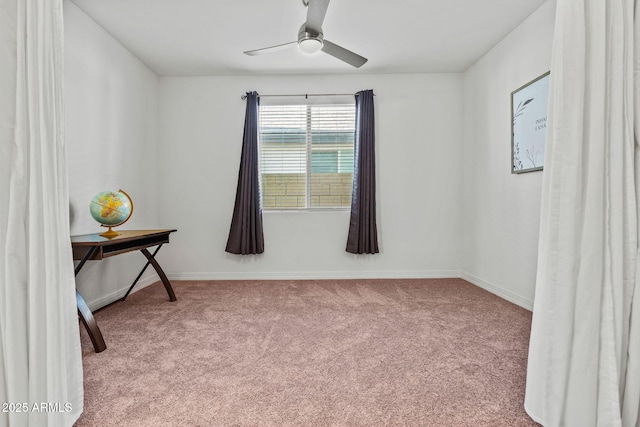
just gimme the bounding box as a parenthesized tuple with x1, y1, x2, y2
(71, 229, 177, 260)
(71, 229, 177, 246)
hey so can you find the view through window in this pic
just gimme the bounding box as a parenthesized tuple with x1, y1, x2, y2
(259, 103, 355, 209)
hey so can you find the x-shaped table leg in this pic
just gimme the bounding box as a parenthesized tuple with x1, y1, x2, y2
(121, 244, 177, 302)
(75, 246, 107, 353)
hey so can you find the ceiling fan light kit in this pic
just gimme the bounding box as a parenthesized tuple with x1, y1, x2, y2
(243, 0, 367, 68)
(298, 28, 324, 54)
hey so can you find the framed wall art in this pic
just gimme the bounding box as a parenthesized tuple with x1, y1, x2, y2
(511, 71, 550, 174)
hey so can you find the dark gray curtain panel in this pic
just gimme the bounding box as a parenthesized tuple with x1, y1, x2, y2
(226, 92, 264, 255)
(346, 89, 379, 254)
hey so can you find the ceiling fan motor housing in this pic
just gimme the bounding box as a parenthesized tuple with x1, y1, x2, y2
(298, 24, 324, 54)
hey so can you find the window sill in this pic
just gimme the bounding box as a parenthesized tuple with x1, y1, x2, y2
(263, 207, 350, 213)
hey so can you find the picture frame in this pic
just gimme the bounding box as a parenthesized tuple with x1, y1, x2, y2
(511, 71, 550, 174)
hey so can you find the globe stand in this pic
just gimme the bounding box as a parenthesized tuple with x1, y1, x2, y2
(99, 226, 120, 238)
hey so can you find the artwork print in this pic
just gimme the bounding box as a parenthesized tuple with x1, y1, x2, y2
(511, 71, 550, 173)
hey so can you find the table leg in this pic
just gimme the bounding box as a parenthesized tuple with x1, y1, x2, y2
(76, 290, 107, 353)
(121, 245, 163, 301)
(140, 248, 177, 302)
(75, 245, 98, 276)
(74, 245, 107, 353)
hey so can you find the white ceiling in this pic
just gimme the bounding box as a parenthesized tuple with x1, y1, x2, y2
(69, 0, 548, 76)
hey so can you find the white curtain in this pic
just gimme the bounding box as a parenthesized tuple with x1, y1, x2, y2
(0, 0, 84, 426)
(525, 0, 640, 426)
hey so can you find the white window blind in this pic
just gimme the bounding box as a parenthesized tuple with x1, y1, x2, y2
(259, 103, 355, 209)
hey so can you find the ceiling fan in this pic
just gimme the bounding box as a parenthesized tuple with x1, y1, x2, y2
(243, 0, 368, 68)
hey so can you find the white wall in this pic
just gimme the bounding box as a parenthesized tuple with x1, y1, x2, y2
(65, 0, 556, 310)
(157, 74, 463, 280)
(65, 0, 160, 308)
(461, 1, 556, 309)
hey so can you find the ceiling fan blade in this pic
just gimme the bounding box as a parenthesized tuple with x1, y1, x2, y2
(321, 40, 368, 68)
(244, 41, 297, 56)
(305, 0, 330, 34)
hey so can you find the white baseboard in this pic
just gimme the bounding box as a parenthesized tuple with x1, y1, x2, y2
(86, 275, 159, 311)
(460, 271, 533, 311)
(166, 269, 461, 281)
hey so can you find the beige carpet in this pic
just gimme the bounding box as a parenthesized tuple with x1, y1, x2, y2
(74, 279, 537, 426)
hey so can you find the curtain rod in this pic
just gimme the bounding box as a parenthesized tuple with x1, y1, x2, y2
(240, 92, 374, 100)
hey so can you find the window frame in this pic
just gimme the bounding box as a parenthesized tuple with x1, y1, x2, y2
(258, 101, 356, 211)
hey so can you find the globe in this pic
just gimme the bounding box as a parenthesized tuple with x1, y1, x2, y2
(89, 190, 134, 238)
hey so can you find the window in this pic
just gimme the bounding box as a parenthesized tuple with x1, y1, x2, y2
(259, 103, 355, 209)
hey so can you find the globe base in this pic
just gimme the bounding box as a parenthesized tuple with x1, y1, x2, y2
(99, 227, 120, 238)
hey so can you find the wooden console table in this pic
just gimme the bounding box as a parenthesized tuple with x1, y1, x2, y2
(72, 229, 177, 353)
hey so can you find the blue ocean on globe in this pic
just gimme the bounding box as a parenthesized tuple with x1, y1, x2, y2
(89, 190, 133, 227)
